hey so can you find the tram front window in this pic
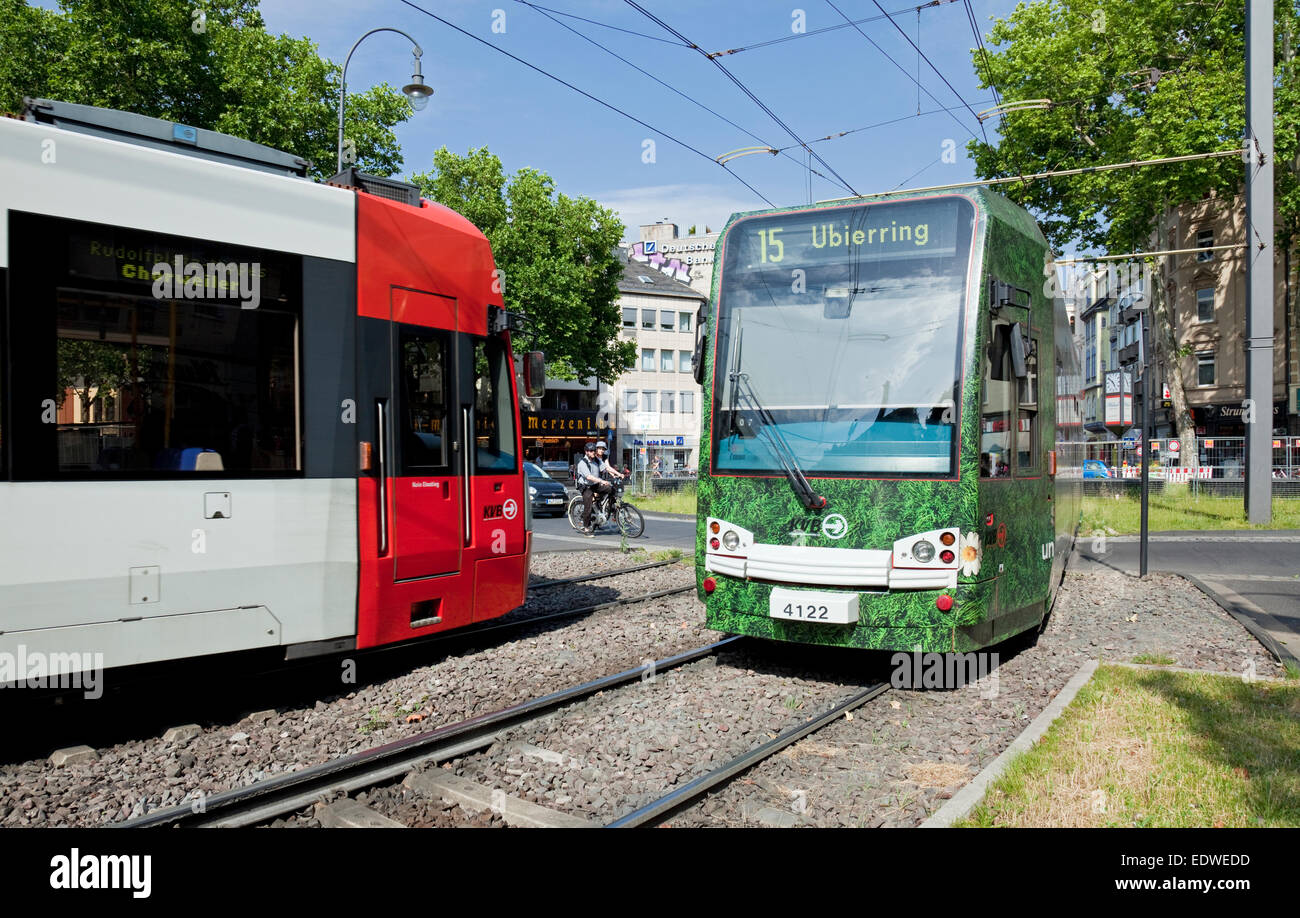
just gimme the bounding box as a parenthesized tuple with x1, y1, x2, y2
(712, 197, 974, 478)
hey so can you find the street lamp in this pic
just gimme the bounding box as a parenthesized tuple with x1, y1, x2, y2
(336, 27, 433, 174)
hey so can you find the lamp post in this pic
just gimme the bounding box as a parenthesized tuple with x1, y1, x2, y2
(336, 27, 434, 175)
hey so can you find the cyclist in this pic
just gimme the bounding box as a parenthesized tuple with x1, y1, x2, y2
(575, 442, 610, 536)
(594, 441, 625, 515)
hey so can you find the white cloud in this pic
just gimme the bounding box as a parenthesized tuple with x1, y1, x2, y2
(589, 182, 771, 242)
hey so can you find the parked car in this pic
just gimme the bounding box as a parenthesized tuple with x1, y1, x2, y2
(541, 459, 571, 480)
(526, 461, 569, 516)
(1082, 459, 1114, 479)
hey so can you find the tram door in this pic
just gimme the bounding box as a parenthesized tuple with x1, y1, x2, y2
(388, 289, 463, 581)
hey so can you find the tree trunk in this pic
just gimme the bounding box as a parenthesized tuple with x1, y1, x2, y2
(1150, 213, 1197, 464)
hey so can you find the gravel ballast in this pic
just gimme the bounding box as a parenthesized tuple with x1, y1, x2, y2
(0, 554, 1284, 828)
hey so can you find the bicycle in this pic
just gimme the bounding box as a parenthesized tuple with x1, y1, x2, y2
(567, 480, 644, 538)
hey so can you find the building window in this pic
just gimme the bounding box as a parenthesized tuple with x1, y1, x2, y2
(1196, 287, 1214, 323)
(679, 312, 692, 332)
(641, 348, 655, 371)
(661, 350, 674, 372)
(622, 307, 636, 328)
(681, 391, 694, 414)
(1196, 228, 1214, 262)
(662, 390, 675, 414)
(660, 311, 674, 331)
(624, 389, 638, 412)
(643, 391, 656, 412)
(1197, 350, 1215, 386)
(642, 310, 655, 329)
(679, 349, 692, 372)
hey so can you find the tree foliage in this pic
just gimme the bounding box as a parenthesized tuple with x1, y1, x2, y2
(969, 0, 1300, 253)
(412, 147, 636, 383)
(0, 0, 411, 179)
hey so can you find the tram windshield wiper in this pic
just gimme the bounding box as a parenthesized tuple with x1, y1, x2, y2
(728, 367, 827, 511)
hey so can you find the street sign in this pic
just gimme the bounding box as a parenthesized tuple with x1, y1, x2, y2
(1168, 439, 1180, 454)
(1121, 435, 1137, 449)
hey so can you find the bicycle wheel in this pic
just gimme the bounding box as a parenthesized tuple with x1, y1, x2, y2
(617, 502, 645, 538)
(567, 494, 585, 530)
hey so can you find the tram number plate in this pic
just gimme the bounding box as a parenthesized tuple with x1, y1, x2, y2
(768, 588, 858, 625)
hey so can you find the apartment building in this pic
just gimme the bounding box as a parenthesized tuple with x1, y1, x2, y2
(1158, 194, 1295, 435)
(613, 249, 707, 473)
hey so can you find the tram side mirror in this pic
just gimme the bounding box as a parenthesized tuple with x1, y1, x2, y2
(1010, 322, 1029, 379)
(692, 305, 707, 385)
(524, 351, 546, 397)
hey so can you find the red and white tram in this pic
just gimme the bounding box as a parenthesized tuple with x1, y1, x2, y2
(0, 99, 541, 683)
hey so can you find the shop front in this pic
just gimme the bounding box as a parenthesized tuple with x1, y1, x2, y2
(521, 410, 616, 477)
(1190, 400, 1288, 436)
(621, 433, 695, 479)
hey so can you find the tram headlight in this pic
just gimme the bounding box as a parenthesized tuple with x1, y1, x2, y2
(722, 530, 740, 551)
(912, 540, 936, 563)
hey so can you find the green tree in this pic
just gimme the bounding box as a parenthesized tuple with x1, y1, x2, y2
(0, 0, 410, 179)
(411, 147, 636, 383)
(969, 0, 1300, 459)
(56, 339, 148, 423)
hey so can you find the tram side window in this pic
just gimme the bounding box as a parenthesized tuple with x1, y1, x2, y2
(473, 336, 518, 473)
(1017, 336, 1040, 472)
(400, 329, 448, 471)
(981, 320, 1013, 477)
(8, 215, 303, 478)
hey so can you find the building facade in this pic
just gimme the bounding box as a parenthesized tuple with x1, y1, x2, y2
(632, 221, 720, 298)
(613, 248, 707, 474)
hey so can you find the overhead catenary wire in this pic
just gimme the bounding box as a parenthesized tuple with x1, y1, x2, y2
(705, 0, 959, 58)
(512, 0, 854, 195)
(396, 0, 776, 207)
(864, 0, 989, 143)
(775, 99, 995, 153)
(622, 0, 860, 196)
(1052, 243, 1247, 265)
(823, 0, 979, 144)
(819, 148, 1244, 201)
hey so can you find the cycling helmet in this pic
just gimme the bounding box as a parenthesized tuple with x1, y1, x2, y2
(583, 441, 596, 451)
(596, 441, 608, 450)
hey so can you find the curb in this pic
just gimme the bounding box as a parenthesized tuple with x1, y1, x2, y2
(1179, 573, 1297, 667)
(920, 659, 1099, 828)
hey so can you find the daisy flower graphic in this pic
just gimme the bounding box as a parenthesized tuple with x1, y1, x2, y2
(959, 532, 982, 577)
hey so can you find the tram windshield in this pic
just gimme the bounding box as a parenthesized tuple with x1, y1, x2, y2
(712, 196, 975, 477)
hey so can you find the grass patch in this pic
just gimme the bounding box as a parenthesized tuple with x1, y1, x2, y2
(956, 665, 1300, 827)
(1132, 653, 1176, 666)
(1081, 492, 1300, 534)
(628, 484, 697, 515)
(651, 548, 684, 562)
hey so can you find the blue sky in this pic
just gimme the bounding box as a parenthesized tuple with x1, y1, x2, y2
(255, 0, 1026, 239)
(32, 0, 1028, 239)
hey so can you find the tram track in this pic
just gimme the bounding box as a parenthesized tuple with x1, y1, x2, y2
(119, 638, 741, 828)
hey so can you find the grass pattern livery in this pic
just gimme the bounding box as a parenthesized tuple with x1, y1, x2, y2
(694, 189, 1083, 652)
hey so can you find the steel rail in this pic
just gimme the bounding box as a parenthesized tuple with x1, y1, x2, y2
(120, 636, 741, 828)
(528, 559, 676, 589)
(605, 680, 891, 828)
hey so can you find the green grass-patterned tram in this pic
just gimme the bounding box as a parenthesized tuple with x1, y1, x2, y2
(692, 189, 1084, 652)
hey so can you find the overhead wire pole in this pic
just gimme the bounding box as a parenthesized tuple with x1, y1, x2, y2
(622, 0, 860, 196)
(1245, 0, 1274, 524)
